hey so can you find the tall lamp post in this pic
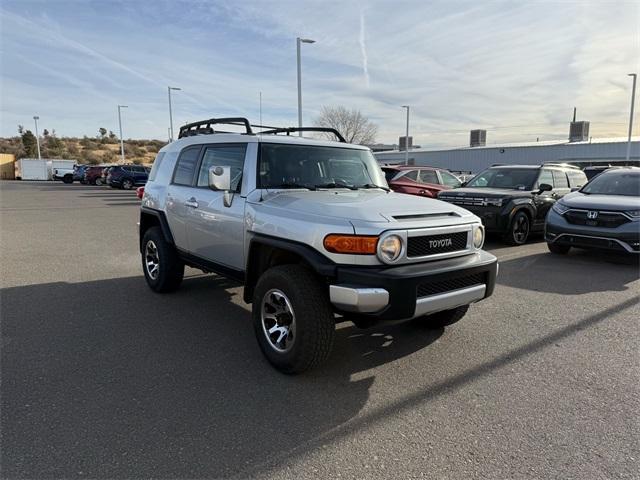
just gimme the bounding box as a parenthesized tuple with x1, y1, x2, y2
(402, 105, 410, 165)
(33, 116, 42, 160)
(168, 86, 181, 142)
(296, 37, 315, 135)
(626, 73, 637, 162)
(117, 105, 128, 163)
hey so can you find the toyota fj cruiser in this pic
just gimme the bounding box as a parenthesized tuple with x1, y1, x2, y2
(139, 118, 498, 373)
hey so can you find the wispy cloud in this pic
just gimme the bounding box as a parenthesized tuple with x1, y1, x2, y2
(0, 0, 638, 145)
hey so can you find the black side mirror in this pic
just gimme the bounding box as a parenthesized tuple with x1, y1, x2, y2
(538, 183, 552, 193)
(570, 186, 580, 192)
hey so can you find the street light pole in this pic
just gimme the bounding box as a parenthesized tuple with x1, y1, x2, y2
(626, 73, 637, 162)
(117, 105, 128, 163)
(168, 86, 181, 142)
(296, 37, 315, 136)
(402, 105, 410, 165)
(33, 116, 41, 160)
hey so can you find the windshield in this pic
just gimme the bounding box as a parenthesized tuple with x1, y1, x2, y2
(581, 170, 640, 196)
(466, 168, 538, 190)
(258, 143, 388, 190)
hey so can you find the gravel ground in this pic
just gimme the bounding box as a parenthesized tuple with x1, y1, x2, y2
(1, 181, 638, 479)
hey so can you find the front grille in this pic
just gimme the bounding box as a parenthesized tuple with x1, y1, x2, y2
(417, 272, 486, 298)
(564, 210, 630, 228)
(407, 231, 468, 257)
(440, 196, 486, 207)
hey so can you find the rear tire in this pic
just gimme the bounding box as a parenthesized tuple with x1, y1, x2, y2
(419, 305, 469, 329)
(141, 227, 184, 293)
(504, 211, 530, 245)
(95, 178, 103, 186)
(252, 264, 335, 374)
(122, 178, 134, 190)
(547, 242, 570, 254)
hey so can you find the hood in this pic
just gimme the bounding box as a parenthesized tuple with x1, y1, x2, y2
(439, 187, 532, 199)
(252, 189, 471, 223)
(561, 192, 640, 211)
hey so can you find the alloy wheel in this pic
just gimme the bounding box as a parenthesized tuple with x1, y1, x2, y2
(513, 215, 529, 244)
(144, 240, 160, 280)
(261, 289, 296, 353)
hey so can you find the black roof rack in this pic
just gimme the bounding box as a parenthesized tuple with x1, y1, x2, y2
(179, 117, 260, 138)
(177, 117, 347, 143)
(259, 127, 346, 143)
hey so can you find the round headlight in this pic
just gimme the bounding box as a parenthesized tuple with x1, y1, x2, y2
(378, 234, 402, 263)
(473, 226, 485, 249)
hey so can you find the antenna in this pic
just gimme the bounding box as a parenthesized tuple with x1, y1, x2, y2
(259, 91, 263, 140)
(572, 107, 576, 122)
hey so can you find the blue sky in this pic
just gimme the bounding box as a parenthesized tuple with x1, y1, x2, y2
(1, 0, 638, 147)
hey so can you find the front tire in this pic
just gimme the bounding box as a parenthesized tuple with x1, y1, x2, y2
(252, 265, 335, 374)
(63, 175, 73, 184)
(419, 305, 469, 329)
(141, 227, 184, 293)
(95, 178, 103, 186)
(504, 211, 530, 245)
(547, 242, 570, 254)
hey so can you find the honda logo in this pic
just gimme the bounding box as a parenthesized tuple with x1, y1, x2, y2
(587, 211, 599, 220)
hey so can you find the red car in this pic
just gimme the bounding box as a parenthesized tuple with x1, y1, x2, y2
(382, 165, 462, 198)
(84, 166, 109, 185)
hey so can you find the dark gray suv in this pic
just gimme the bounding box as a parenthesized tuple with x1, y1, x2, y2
(545, 167, 640, 254)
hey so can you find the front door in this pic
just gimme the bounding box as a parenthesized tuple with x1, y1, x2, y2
(184, 144, 248, 270)
(533, 169, 555, 228)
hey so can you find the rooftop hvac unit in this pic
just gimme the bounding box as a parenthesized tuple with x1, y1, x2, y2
(399, 136, 413, 151)
(470, 129, 486, 147)
(569, 121, 589, 142)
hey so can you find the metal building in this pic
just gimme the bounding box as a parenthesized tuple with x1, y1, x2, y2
(374, 136, 640, 174)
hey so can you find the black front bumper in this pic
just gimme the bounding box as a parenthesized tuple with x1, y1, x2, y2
(334, 251, 498, 321)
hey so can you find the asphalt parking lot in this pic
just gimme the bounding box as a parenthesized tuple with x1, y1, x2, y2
(1, 181, 639, 479)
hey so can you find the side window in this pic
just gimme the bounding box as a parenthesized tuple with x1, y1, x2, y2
(403, 170, 418, 181)
(173, 146, 201, 185)
(197, 144, 247, 191)
(418, 170, 438, 184)
(567, 170, 587, 188)
(538, 169, 554, 188)
(552, 170, 569, 188)
(439, 170, 462, 187)
(148, 152, 165, 182)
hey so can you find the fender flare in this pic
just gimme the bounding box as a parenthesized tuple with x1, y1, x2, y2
(139, 207, 175, 251)
(243, 234, 337, 303)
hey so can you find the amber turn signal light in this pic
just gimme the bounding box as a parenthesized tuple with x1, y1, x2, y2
(323, 234, 378, 254)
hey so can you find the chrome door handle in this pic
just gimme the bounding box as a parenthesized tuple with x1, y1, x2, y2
(185, 198, 199, 208)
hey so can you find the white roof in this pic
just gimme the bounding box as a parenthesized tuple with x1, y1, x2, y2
(376, 136, 640, 155)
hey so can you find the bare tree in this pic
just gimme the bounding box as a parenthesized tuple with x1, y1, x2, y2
(314, 106, 378, 144)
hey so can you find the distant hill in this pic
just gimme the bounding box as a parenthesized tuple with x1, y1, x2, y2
(0, 134, 166, 165)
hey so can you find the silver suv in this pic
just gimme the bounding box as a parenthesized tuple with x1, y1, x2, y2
(139, 117, 498, 373)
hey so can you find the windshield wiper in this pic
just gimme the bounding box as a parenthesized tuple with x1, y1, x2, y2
(272, 182, 317, 191)
(315, 182, 358, 190)
(362, 183, 391, 192)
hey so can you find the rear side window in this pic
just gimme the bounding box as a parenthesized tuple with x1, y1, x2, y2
(173, 146, 201, 185)
(567, 170, 587, 188)
(402, 170, 418, 181)
(552, 170, 569, 188)
(538, 169, 554, 187)
(197, 144, 247, 191)
(439, 170, 462, 187)
(418, 170, 438, 184)
(148, 152, 165, 182)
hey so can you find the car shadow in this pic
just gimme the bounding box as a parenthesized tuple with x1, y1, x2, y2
(497, 249, 640, 294)
(1, 274, 442, 478)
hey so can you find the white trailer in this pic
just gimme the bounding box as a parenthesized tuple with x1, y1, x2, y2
(14, 158, 49, 180)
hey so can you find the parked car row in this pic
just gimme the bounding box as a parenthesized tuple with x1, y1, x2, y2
(63, 164, 151, 189)
(382, 162, 638, 253)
